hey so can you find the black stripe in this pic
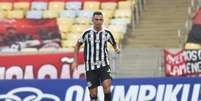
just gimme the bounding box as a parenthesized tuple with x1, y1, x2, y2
(82, 30, 90, 41)
(106, 30, 116, 46)
(104, 34, 107, 65)
(88, 33, 91, 70)
(84, 40, 87, 70)
(99, 32, 102, 67)
(93, 31, 97, 69)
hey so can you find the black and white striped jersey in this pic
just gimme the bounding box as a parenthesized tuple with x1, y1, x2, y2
(78, 27, 116, 71)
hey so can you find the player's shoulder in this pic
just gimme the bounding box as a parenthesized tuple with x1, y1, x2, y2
(103, 27, 112, 34)
(83, 27, 93, 33)
(80, 27, 93, 37)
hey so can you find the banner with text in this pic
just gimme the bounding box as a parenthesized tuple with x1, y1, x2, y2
(0, 52, 85, 79)
(0, 77, 200, 101)
(164, 49, 201, 76)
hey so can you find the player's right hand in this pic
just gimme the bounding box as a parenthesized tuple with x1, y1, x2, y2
(115, 48, 120, 54)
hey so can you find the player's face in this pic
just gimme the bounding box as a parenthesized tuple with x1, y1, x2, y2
(92, 14, 104, 29)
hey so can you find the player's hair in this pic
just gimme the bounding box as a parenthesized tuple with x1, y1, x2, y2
(93, 11, 103, 17)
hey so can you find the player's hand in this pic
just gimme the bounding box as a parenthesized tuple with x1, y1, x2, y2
(115, 48, 120, 54)
(71, 62, 78, 70)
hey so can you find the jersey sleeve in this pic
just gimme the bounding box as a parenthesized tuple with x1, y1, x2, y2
(107, 30, 116, 46)
(78, 31, 87, 43)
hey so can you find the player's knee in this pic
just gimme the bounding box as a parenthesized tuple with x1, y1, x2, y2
(90, 92, 97, 97)
(103, 86, 110, 93)
(103, 84, 111, 93)
(103, 80, 111, 90)
(89, 90, 98, 97)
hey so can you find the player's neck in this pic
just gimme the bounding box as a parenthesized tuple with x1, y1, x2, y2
(93, 26, 102, 32)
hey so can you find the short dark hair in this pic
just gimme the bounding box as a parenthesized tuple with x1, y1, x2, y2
(93, 11, 103, 17)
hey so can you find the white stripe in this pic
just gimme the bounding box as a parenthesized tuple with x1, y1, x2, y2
(101, 30, 106, 66)
(96, 32, 100, 69)
(90, 31, 95, 70)
(105, 32, 110, 65)
(105, 48, 109, 65)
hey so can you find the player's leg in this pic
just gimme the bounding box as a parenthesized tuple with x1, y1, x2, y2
(89, 87, 98, 101)
(100, 65, 112, 101)
(103, 79, 112, 101)
(86, 70, 100, 101)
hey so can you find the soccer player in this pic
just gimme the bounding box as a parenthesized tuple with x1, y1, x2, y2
(72, 11, 120, 101)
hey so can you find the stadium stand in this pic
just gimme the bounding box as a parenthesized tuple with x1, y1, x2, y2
(83, 1, 100, 10)
(26, 10, 43, 19)
(125, 0, 190, 48)
(0, 0, 153, 77)
(101, 1, 117, 11)
(31, 0, 48, 10)
(59, 10, 77, 18)
(43, 10, 58, 18)
(13, 0, 31, 11)
(0, 0, 133, 52)
(0, 48, 19, 53)
(118, 0, 133, 9)
(74, 17, 91, 25)
(65, 1, 82, 10)
(7, 10, 25, 19)
(20, 48, 38, 52)
(48, 0, 65, 11)
(0, 11, 6, 19)
(0, 0, 13, 11)
(38, 47, 57, 52)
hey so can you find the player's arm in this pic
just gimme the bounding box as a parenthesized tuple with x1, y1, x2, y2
(72, 40, 83, 69)
(72, 30, 86, 69)
(108, 32, 120, 54)
(113, 43, 120, 54)
(74, 41, 82, 63)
